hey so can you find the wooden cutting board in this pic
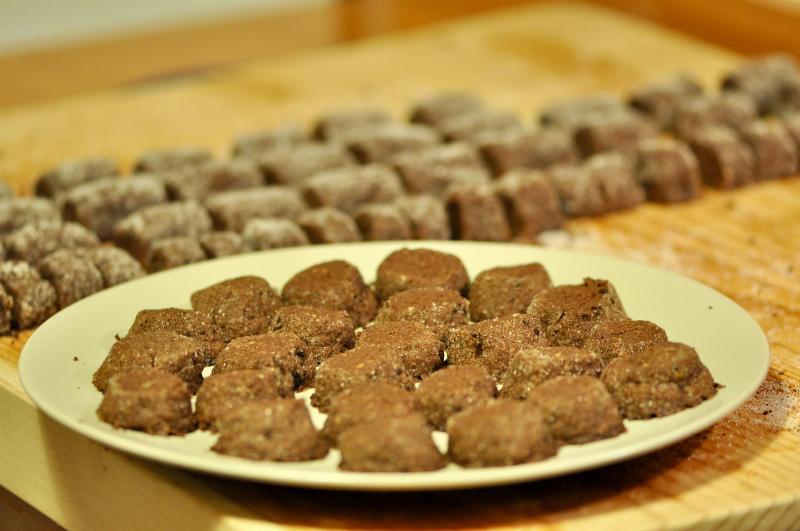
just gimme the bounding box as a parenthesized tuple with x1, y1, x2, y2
(1, 2, 799, 529)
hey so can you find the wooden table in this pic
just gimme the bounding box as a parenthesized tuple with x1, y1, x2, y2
(1, 2, 799, 529)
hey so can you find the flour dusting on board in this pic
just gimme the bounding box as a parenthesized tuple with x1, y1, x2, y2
(738, 377, 800, 433)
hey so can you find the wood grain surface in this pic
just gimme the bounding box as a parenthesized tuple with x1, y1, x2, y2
(1, 2, 799, 529)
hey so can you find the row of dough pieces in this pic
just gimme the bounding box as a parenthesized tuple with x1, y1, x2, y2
(2, 54, 798, 333)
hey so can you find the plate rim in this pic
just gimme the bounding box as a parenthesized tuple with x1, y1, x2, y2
(18, 241, 771, 491)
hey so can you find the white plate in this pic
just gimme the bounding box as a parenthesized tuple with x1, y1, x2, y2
(18, 242, 769, 491)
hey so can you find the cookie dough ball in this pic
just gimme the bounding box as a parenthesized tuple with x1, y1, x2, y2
(573, 114, 657, 156)
(527, 375, 625, 445)
(446, 314, 545, 381)
(93, 331, 209, 393)
(322, 382, 417, 445)
(4, 220, 100, 264)
(37, 249, 104, 309)
(36, 156, 119, 198)
(133, 146, 212, 173)
(602, 342, 717, 419)
(297, 207, 362, 244)
(0, 198, 60, 236)
(687, 126, 757, 189)
(146, 237, 206, 272)
(111, 200, 212, 263)
(271, 305, 355, 364)
(62, 176, 167, 240)
(212, 332, 314, 390)
(313, 107, 392, 141)
(526, 278, 628, 346)
(195, 369, 294, 431)
(231, 124, 307, 158)
(415, 366, 497, 430)
(199, 231, 245, 258)
(338, 414, 446, 472)
(635, 137, 703, 203)
(357, 321, 443, 378)
(478, 128, 578, 175)
(204, 186, 306, 232)
(446, 183, 511, 242)
(127, 308, 225, 362)
(393, 195, 451, 240)
(281, 260, 377, 327)
(241, 218, 308, 251)
(354, 204, 412, 242)
(501, 346, 604, 400)
(738, 119, 799, 180)
(493, 169, 565, 238)
(97, 368, 195, 435)
(0, 260, 58, 329)
(410, 92, 485, 127)
(191, 276, 282, 341)
(375, 248, 469, 301)
(78, 246, 145, 288)
(629, 74, 703, 129)
(468, 263, 552, 321)
(311, 345, 414, 412)
(447, 400, 557, 467)
(0, 284, 12, 334)
(375, 287, 468, 341)
(583, 319, 668, 365)
(345, 123, 439, 164)
(213, 399, 329, 461)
